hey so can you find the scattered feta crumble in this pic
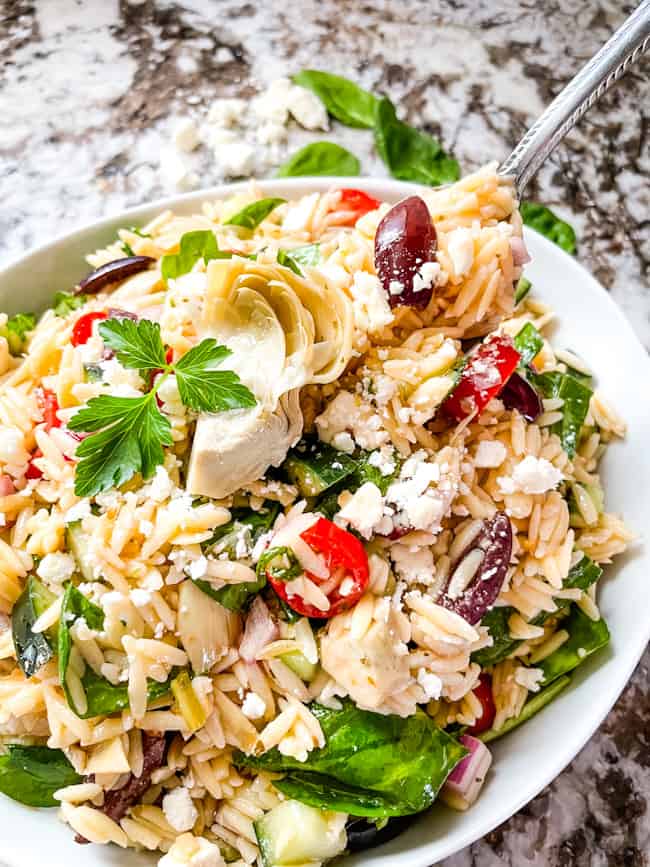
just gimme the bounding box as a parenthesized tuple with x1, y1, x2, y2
(337, 482, 384, 539)
(349, 271, 394, 334)
(412, 261, 442, 294)
(498, 455, 563, 495)
(417, 668, 443, 701)
(159, 833, 225, 867)
(446, 226, 474, 278)
(162, 787, 199, 833)
(36, 553, 76, 586)
(475, 440, 507, 468)
(241, 691, 266, 720)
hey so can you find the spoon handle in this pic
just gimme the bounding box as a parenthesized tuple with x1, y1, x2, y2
(500, 1, 650, 193)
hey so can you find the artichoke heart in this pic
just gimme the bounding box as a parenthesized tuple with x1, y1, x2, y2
(187, 258, 353, 499)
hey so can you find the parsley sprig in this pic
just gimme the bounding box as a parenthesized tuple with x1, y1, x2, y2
(68, 317, 256, 497)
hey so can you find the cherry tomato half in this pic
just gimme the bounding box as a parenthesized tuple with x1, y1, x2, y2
(268, 517, 370, 619)
(441, 334, 521, 422)
(328, 188, 382, 227)
(25, 450, 43, 480)
(71, 311, 108, 347)
(38, 388, 61, 431)
(467, 673, 496, 736)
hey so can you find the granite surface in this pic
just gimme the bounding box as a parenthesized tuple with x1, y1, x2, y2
(0, 1, 648, 865)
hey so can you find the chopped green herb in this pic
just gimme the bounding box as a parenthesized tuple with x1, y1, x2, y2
(514, 276, 532, 305)
(276, 142, 360, 178)
(53, 291, 88, 317)
(1, 312, 36, 355)
(539, 607, 610, 686)
(225, 198, 286, 231)
(514, 321, 544, 367)
(292, 70, 379, 128)
(161, 230, 230, 282)
(529, 369, 592, 457)
(257, 546, 302, 583)
(0, 745, 81, 807)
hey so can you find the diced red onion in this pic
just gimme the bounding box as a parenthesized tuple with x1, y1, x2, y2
(500, 372, 543, 422)
(239, 597, 279, 663)
(106, 308, 139, 321)
(510, 236, 531, 267)
(441, 734, 493, 810)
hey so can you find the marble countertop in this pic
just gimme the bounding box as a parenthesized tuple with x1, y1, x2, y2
(1, 0, 648, 864)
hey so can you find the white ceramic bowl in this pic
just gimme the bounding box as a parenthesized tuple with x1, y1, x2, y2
(1, 178, 648, 867)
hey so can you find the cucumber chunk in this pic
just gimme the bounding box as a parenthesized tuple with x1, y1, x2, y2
(66, 520, 96, 581)
(254, 800, 347, 867)
(284, 440, 356, 498)
(12, 576, 57, 677)
(281, 649, 319, 682)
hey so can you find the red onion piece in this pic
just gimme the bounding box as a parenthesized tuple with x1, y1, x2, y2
(374, 196, 437, 309)
(76, 256, 155, 295)
(0, 474, 15, 497)
(500, 371, 543, 422)
(441, 734, 492, 810)
(510, 236, 531, 267)
(239, 596, 279, 663)
(106, 307, 139, 321)
(440, 512, 512, 625)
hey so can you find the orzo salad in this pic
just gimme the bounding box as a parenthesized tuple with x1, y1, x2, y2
(0, 165, 632, 867)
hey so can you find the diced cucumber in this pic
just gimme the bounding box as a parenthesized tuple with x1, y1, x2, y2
(254, 800, 347, 867)
(281, 649, 319, 682)
(65, 521, 96, 581)
(514, 276, 532, 305)
(284, 440, 356, 498)
(171, 670, 208, 732)
(12, 576, 57, 677)
(83, 363, 104, 383)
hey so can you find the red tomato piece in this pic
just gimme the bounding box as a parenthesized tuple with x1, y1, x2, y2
(71, 311, 108, 347)
(467, 673, 496, 735)
(25, 451, 43, 480)
(268, 517, 370, 619)
(38, 389, 61, 431)
(329, 188, 381, 226)
(442, 334, 521, 422)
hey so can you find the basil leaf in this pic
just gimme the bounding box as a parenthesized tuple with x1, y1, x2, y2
(292, 70, 378, 128)
(529, 370, 592, 457)
(520, 202, 577, 254)
(479, 675, 572, 744)
(235, 701, 467, 817)
(224, 198, 286, 231)
(276, 142, 360, 178)
(58, 585, 173, 718)
(473, 555, 602, 667)
(514, 276, 532, 305)
(161, 230, 229, 281)
(0, 745, 81, 807)
(513, 322, 544, 367)
(374, 97, 460, 186)
(12, 576, 57, 678)
(53, 291, 88, 317)
(277, 244, 320, 276)
(539, 607, 610, 686)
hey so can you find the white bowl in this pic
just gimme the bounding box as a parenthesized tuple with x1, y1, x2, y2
(1, 178, 648, 867)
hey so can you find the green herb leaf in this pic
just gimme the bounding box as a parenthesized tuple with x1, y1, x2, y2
(161, 230, 229, 281)
(514, 276, 532, 305)
(529, 370, 592, 457)
(1, 312, 36, 355)
(99, 317, 167, 371)
(473, 555, 602, 667)
(58, 585, 174, 718)
(12, 576, 57, 678)
(292, 70, 378, 128)
(539, 607, 610, 686)
(374, 97, 460, 186)
(479, 675, 571, 744)
(225, 198, 286, 231)
(513, 321, 544, 367)
(0, 745, 81, 807)
(68, 393, 173, 497)
(53, 291, 88, 317)
(276, 142, 360, 178)
(520, 202, 577, 254)
(174, 339, 256, 413)
(277, 244, 320, 276)
(235, 701, 467, 817)
(256, 546, 302, 583)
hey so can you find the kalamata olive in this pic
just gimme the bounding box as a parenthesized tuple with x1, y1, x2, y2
(76, 255, 155, 295)
(346, 815, 415, 853)
(374, 196, 437, 309)
(500, 371, 543, 422)
(106, 307, 139, 321)
(440, 512, 512, 625)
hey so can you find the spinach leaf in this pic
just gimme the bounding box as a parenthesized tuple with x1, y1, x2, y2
(514, 276, 532, 305)
(529, 370, 592, 457)
(276, 142, 360, 178)
(235, 701, 467, 817)
(161, 230, 230, 281)
(195, 503, 280, 611)
(12, 576, 57, 677)
(540, 607, 609, 686)
(257, 546, 302, 582)
(480, 675, 571, 744)
(292, 70, 378, 128)
(513, 322, 544, 367)
(0, 745, 81, 807)
(53, 291, 88, 317)
(224, 198, 286, 231)
(59, 585, 173, 718)
(1, 312, 36, 355)
(374, 97, 460, 186)
(473, 555, 602, 667)
(520, 202, 577, 254)
(277, 244, 320, 276)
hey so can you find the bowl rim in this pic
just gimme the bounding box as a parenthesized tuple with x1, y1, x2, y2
(1, 176, 648, 867)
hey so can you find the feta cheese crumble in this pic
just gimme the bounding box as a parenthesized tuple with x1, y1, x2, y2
(337, 482, 384, 539)
(498, 455, 563, 495)
(475, 440, 508, 468)
(36, 553, 76, 586)
(349, 271, 395, 334)
(241, 691, 266, 719)
(446, 227, 474, 278)
(162, 787, 199, 833)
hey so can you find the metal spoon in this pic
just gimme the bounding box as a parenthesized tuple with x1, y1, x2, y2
(499, 0, 650, 193)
